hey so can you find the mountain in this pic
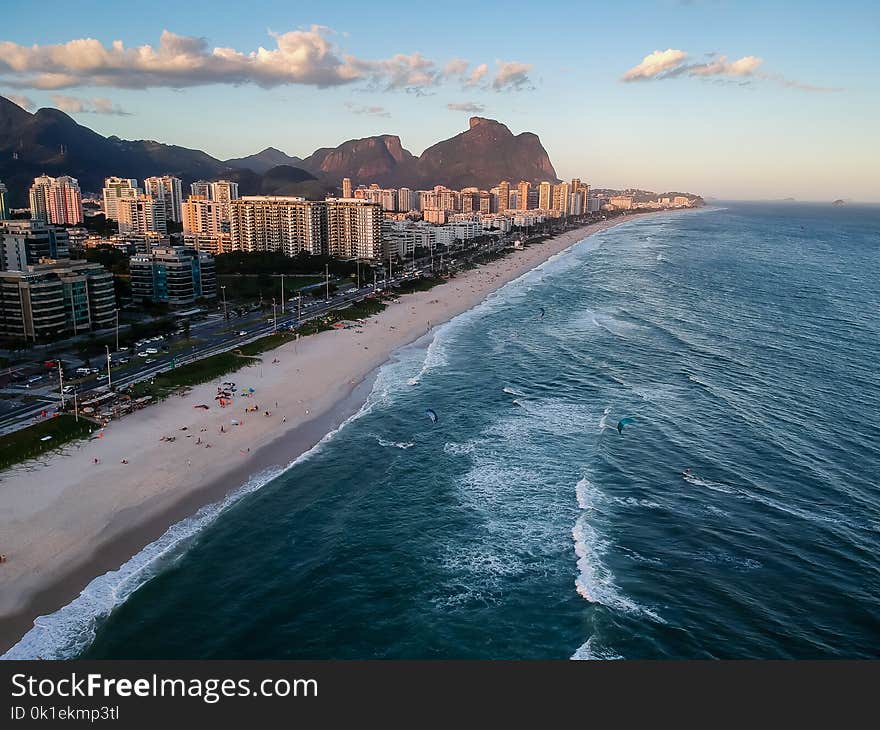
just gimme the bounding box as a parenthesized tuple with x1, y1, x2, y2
(225, 147, 303, 175)
(296, 117, 559, 190)
(415, 117, 558, 189)
(0, 96, 232, 204)
(0, 95, 562, 205)
(299, 135, 418, 188)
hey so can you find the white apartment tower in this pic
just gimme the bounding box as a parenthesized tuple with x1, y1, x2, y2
(325, 198, 382, 259)
(144, 176, 184, 222)
(117, 195, 167, 234)
(229, 196, 327, 256)
(102, 177, 140, 220)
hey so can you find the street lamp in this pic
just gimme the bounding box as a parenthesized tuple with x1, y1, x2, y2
(272, 297, 277, 333)
(221, 285, 228, 321)
(114, 308, 119, 353)
(325, 263, 330, 302)
(105, 345, 112, 390)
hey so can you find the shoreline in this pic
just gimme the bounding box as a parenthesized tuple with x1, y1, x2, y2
(0, 210, 674, 655)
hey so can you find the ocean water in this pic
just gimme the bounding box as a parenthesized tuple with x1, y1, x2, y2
(8, 202, 880, 659)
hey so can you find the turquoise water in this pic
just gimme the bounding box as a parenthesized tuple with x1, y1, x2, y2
(8, 202, 880, 659)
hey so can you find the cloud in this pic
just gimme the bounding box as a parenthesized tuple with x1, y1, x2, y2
(344, 102, 390, 117)
(621, 48, 841, 91)
(492, 60, 533, 90)
(621, 49, 689, 81)
(0, 28, 533, 96)
(464, 63, 489, 87)
(447, 102, 485, 113)
(50, 94, 130, 115)
(4, 93, 34, 110)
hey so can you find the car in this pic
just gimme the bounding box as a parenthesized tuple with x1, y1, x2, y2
(117, 347, 129, 352)
(96, 373, 109, 381)
(238, 330, 248, 336)
(145, 358, 156, 364)
(26, 375, 43, 383)
(145, 347, 158, 354)
(62, 385, 75, 394)
(75, 367, 91, 376)
(138, 351, 150, 358)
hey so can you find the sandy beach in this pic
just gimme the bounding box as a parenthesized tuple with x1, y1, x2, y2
(0, 212, 658, 653)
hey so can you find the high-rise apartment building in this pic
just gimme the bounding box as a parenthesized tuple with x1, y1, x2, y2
(29, 175, 83, 225)
(0, 220, 70, 269)
(0, 180, 8, 221)
(552, 182, 571, 215)
(144, 176, 183, 222)
(538, 181, 552, 210)
(0, 259, 115, 341)
(189, 180, 239, 222)
(229, 196, 327, 256)
(342, 177, 353, 199)
(398, 187, 415, 212)
(517, 181, 531, 210)
(102, 177, 140, 220)
(117, 195, 167, 234)
(182, 196, 226, 237)
(325, 198, 383, 259)
(130, 247, 216, 305)
(497, 181, 511, 212)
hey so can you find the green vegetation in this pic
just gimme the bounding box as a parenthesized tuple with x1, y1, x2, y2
(336, 297, 387, 320)
(217, 273, 323, 302)
(0, 414, 95, 471)
(395, 276, 445, 294)
(127, 331, 297, 400)
(215, 250, 372, 278)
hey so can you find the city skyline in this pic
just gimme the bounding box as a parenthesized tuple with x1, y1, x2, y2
(2, 1, 877, 202)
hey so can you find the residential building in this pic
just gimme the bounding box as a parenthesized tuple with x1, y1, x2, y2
(342, 177, 352, 199)
(497, 181, 511, 212)
(398, 187, 415, 212)
(0, 220, 70, 269)
(117, 195, 167, 234)
(130, 246, 217, 305)
(609, 195, 633, 210)
(29, 175, 83, 225)
(325, 198, 382, 259)
(182, 195, 226, 237)
(0, 180, 8, 220)
(190, 180, 239, 221)
(552, 182, 571, 214)
(144, 175, 183, 222)
(517, 181, 531, 210)
(102, 177, 140, 220)
(0, 259, 115, 341)
(229, 196, 327, 256)
(538, 181, 552, 210)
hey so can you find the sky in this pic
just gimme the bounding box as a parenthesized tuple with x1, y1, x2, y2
(2, 0, 878, 201)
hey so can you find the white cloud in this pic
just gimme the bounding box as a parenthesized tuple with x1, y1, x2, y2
(344, 102, 390, 117)
(50, 94, 130, 115)
(621, 49, 689, 81)
(492, 60, 533, 90)
(621, 49, 839, 92)
(0, 28, 534, 96)
(447, 102, 485, 113)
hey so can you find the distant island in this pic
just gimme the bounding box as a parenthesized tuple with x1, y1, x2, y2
(832, 199, 846, 206)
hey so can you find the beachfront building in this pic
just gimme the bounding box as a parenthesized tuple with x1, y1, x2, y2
(552, 182, 571, 215)
(342, 177, 352, 199)
(0, 220, 70, 269)
(609, 195, 633, 210)
(538, 181, 552, 211)
(144, 175, 183, 222)
(497, 181, 511, 212)
(325, 198, 383, 259)
(517, 181, 531, 210)
(130, 246, 217, 305)
(398, 187, 416, 212)
(102, 177, 140, 221)
(28, 175, 83, 225)
(117, 195, 167, 234)
(229, 196, 327, 256)
(0, 259, 115, 341)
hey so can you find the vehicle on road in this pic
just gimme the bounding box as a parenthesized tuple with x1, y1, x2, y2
(138, 352, 151, 358)
(145, 347, 158, 354)
(238, 330, 248, 336)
